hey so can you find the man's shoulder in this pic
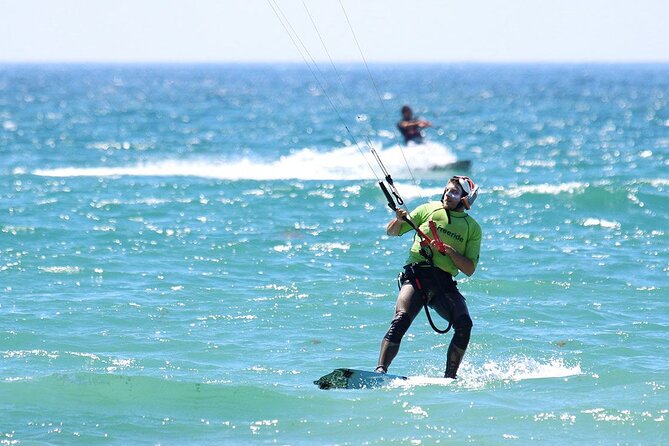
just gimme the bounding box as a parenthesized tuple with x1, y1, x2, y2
(464, 214, 482, 234)
(417, 201, 443, 212)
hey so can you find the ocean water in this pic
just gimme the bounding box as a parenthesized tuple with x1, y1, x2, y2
(1, 63, 668, 445)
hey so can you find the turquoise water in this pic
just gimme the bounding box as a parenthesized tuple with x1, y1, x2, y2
(1, 64, 668, 444)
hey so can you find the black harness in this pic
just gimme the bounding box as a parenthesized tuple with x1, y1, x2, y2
(399, 262, 454, 334)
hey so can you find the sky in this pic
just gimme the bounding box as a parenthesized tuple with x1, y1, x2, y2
(1, 0, 668, 63)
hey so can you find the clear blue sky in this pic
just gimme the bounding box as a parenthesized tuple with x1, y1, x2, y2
(1, 0, 668, 63)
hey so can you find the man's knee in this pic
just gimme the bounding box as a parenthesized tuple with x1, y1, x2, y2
(452, 314, 472, 349)
(384, 311, 412, 344)
(455, 314, 472, 331)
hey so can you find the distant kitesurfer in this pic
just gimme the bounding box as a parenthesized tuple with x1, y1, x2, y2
(376, 176, 482, 379)
(397, 105, 431, 144)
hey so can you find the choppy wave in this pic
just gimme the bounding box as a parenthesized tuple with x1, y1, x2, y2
(0, 372, 297, 416)
(32, 142, 460, 181)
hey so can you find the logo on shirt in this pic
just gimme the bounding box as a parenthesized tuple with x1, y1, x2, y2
(437, 226, 464, 243)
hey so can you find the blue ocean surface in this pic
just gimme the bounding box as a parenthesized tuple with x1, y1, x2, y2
(1, 63, 668, 444)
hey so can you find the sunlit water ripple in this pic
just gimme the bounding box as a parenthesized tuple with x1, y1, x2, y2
(1, 63, 668, 444)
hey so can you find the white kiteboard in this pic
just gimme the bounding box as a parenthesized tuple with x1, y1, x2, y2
(314, 368, 408, 390)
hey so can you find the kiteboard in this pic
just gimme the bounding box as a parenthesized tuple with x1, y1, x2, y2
(314, 368, 408, 390)
(429, 159, 472, 171)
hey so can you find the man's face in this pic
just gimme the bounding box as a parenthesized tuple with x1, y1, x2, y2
(443, 182, 463, 209)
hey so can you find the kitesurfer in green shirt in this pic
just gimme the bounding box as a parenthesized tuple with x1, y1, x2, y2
(376, 176, 482, 379)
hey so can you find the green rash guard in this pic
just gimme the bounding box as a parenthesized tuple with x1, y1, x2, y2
(398, 201, 482, 276)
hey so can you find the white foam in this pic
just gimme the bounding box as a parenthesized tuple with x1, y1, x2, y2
(502, 182, 586, 198)
(3, 120, 17, 131)
(583, 218, 620, 229)
(648, 178, 669, 187)
(392, 356, 581, 390)
(518, 159, 557, 168)
(309, 242, 351, 252)
(459, 356, 582, 390)
(32, 141, 459, 181)
(478, 356, 582, 382)
(395, 376, 456, 388)
(38, 266, 81, 274)
(393, 183, 445, 200)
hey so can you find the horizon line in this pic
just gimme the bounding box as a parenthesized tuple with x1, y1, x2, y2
(2, 59, 669, 66)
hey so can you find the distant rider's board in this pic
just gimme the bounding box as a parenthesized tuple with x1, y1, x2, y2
(429, 159, 472, 171)
(314, 368, 407, 390)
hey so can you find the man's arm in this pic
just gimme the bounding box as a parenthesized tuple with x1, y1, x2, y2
(398, 119, 431, 129)
(386, 208, 408, 236)
(440, 244, 476, 276)
(446, 222, 481, 277)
